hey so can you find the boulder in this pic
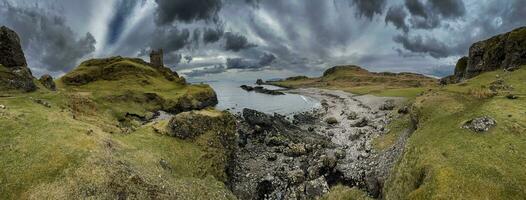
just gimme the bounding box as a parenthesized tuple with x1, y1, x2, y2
(325, 117, 338, 125)
(462, 116, 496, 132)
(0, 26, 36, 92)
(256, 79, 264, 85)
(242, 108, 273, 127)
(39, 74, 56, 91)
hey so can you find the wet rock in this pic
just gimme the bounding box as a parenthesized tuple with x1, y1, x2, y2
(256, 79, 264, 85)
(379, 99, 395, 111)
(39, 74, 56, 91)
(240, 85, 254, 91)
(305, 177, 329, 198)
(325, 117, 338, 125)
(285, 143, 307, 157)
(351, 117, 369, 127)
(287, 169, 305, 184)
(335, 149, 346, 159)
(462, 116, 496, 132)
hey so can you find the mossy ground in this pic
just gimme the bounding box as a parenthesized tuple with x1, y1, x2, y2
(320, 185, 373, 200)
(383, 67, 526, 199)
(0, 58, 233, 199)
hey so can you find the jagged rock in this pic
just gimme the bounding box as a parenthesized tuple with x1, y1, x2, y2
(0, 26, 27, 68)
(39, 74, 56, 91)
(462, 116, 496, 132)
(351, 117, 369, 127)
(444, 27, 526, 84)
(0, 26, 36, 92)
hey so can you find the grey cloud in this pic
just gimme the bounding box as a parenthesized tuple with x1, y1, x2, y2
(393, 34, 450, 58)
(154, 0, 222, 25)
(0, 3, 96, 73)
(351, 0, 387, 19)
(150, 26, 190, 52)
(385, 5, 409, 33)
(258, 53, 276, 66)
(224, 32, 256, 52)
(185, 64, 227, 77)
(203, 27, 223, 44)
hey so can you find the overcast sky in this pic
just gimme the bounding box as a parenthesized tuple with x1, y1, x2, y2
(1, 0, 525, 81)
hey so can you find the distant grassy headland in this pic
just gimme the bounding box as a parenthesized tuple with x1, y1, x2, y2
(269, 65, 438, 98)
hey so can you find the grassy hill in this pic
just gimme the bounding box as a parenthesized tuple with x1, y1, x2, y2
(0, 57, 235, 199)
(270, 65, 438, 98)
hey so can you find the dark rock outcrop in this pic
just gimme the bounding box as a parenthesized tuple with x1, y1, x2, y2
(0, 26, 36, 92)
(256, 79, 264, 85)
(39, 74, 56, 91)
(240, 85, 285, 95)
(442, 27, 526, 84)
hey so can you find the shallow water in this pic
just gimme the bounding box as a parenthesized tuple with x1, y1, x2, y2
(206, 81, 321, 115)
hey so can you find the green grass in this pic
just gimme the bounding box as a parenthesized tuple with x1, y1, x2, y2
(383, 67, 526, 199)
(321, 185, 373, 200)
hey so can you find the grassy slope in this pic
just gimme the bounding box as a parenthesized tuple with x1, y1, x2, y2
(384, 67, 526, 199)
(0, 58, 234, 199)
(271, 66, 438, 98)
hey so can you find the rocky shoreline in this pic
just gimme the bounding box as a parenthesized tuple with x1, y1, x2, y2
(228, 88, 414, 199)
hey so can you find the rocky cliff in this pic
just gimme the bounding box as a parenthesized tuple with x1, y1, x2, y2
(443, 26, 526, 84)
(0, 26, 36, 92)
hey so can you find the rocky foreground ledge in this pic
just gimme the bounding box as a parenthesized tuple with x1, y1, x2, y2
(228, 88, 413, 199)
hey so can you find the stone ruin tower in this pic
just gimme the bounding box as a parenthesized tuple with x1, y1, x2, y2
(150, 49, 163, 68)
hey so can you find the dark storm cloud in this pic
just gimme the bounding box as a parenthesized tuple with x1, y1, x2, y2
(0, 2, 96, 73)
(185, 64, 226, 77)
(385, 5, 409, 33)
(150, 26, 190, 52)
(393, 34, 449, 58)
(350, 0, 387, 19)
(154, 0, 222, 25)
(226, 52, 276, 70)
(224, 32, 256, 52)
(203, 27, 223, 44)
(396, 0, 466, 30)
(165, 53, 182, 65)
